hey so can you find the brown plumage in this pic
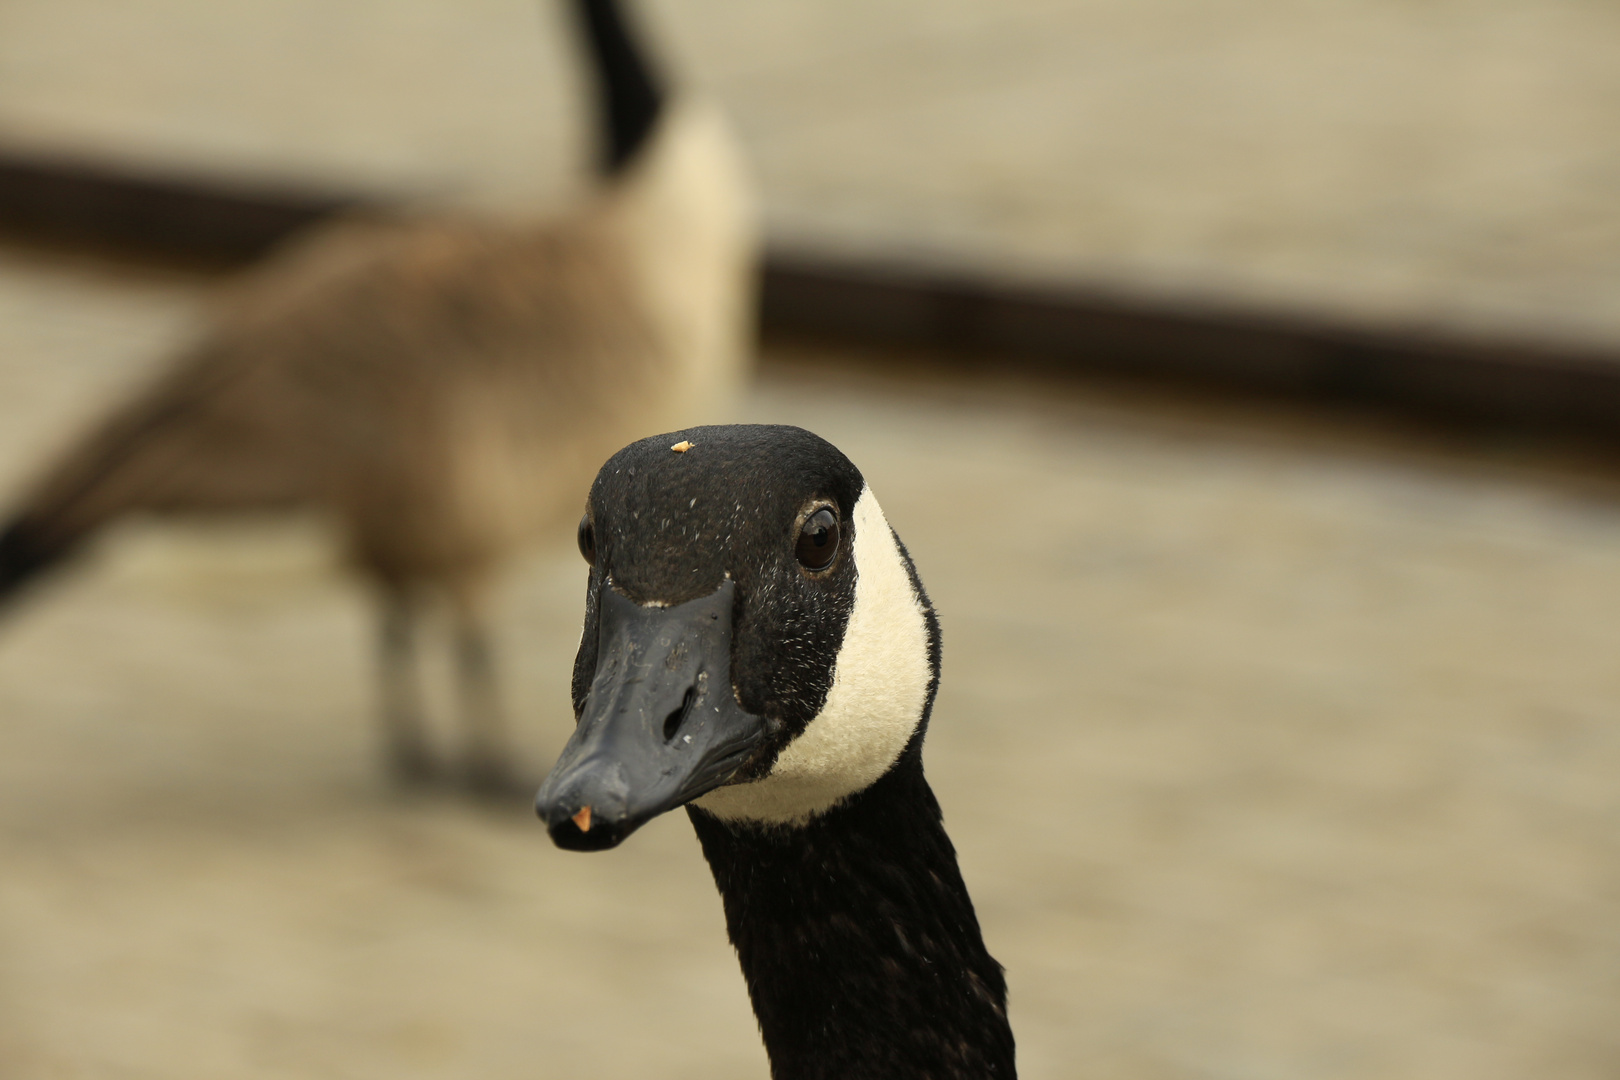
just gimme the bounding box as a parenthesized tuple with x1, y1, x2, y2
(0, 2, 756, 791)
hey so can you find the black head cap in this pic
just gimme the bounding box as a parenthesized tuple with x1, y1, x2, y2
(574, 425, 864, 745)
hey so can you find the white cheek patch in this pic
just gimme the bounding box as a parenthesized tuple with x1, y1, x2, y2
(695, 485, 932, 826)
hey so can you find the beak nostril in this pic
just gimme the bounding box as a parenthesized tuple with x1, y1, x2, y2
(664, 685, 698, 743)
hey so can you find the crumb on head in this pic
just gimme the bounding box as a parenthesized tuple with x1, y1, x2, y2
(670, 441, 693, 453)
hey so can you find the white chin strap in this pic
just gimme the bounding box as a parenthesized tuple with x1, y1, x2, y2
(694, 485, 932, 826)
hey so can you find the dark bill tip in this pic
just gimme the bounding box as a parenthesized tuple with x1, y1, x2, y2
(536, 797, 634, 851)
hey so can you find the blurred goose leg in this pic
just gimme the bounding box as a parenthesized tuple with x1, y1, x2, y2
(452, 586, 514, 795)
(378, 587, 436, 785)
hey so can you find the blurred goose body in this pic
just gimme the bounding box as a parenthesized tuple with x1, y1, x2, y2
(0, 0, 756, 789)
(536, 425, 1016, 1080)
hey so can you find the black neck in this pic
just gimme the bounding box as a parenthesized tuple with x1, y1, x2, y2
(688, 751, 1016, 1080)
(570, 0, 665, 176)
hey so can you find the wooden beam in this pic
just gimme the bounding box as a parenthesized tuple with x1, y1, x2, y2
(3, 148, 1618, 442)
(0, 147, 356, 263)
(760, 257, 1620, 438)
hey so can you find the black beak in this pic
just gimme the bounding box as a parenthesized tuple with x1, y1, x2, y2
(535, 579, 766, 851)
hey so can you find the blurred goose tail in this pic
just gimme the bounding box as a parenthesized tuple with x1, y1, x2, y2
(0, 359, 233, 610)
(0, 516, 64, 606)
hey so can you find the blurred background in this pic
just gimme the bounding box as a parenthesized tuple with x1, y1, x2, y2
(1, 1, 1618, 1078)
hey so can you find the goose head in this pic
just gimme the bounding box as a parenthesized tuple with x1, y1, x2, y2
(535, 424, 938, 849)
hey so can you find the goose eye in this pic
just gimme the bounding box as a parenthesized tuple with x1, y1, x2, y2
(795, 507, 840, 571)
(577, 514, 596, 566)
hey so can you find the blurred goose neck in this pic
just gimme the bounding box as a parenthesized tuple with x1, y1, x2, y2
(571, 0, 664, 175)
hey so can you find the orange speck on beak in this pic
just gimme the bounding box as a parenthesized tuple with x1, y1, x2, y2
(572, 806, 592, 832)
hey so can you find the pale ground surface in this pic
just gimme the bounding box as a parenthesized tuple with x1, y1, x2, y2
(1, 0, 1619, 347)
(3, 248, 1620, 1080)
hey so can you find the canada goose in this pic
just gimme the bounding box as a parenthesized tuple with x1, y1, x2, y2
(535, 425, 1017, 1079)
(0, 0, 755, 791)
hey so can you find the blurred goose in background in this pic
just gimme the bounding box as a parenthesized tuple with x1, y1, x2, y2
(0, 0, 757, 793)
